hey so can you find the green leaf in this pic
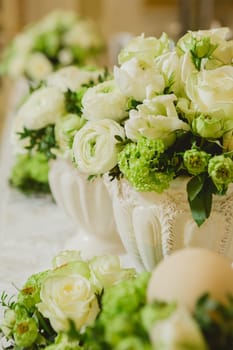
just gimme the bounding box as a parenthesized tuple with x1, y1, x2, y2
(187, 174, 205, 202)
(188, 176, 213, 226)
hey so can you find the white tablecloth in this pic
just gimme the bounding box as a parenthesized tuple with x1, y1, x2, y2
(0, 93, 76, 299)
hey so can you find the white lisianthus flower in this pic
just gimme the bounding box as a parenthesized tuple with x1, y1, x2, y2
(82, 80, 128, 122)
(14, 86, 65, 131)
(186, 65, 233, 117)
(114, 57, 165, 101)
(38, 272, 99, 332)
(46, 66, 104, 92)
(180, 51, 197, 85)
(125, 94, 189, 147)
(150, 307, 207, 350)
(154, 51, 184, 96)
(25, 52, 53, 81)
(118, 32, 170, 64)
(176, 97, 197, 123)
(89, 255, 135, 290)
(72, 119, 125, 174)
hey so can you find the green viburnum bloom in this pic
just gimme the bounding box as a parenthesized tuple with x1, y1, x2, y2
(208, 155, 233, 192)
(183, 149, 211, 176)
(118, 137, 174, 193)
(17, 270, 49, 313)
(192, 115, 224, 139)
(99, 272, 151, 348)
(10, 152, 50, 194)
(13, 318, 38, 348)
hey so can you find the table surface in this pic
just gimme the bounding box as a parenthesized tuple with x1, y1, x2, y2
(0, 96, 76, 300)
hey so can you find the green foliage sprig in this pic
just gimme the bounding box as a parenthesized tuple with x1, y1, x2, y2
(17, 125, 57, 160)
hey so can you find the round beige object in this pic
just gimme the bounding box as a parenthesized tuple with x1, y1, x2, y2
(147, 248, 233, 311)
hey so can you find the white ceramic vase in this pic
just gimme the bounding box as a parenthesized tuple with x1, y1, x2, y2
(105, 176, 233, 271)
(48, 159, 124, 258)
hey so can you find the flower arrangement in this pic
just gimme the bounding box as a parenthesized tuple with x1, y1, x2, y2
(12, 27, 233, 225)
(10, 65, 109, 194)
(1, 249, 233, 349)
(0, 10, 104, 81)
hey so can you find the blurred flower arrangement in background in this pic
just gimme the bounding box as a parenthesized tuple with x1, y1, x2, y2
(0, 10, 104, 82)
(11, 27, 233, 226)
(10, 65, 109, 194)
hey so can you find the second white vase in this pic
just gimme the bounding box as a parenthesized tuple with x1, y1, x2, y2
(49, 159, 124, 258)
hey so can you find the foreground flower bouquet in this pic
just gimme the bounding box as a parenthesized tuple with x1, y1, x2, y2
(0, 10, 104, 82)
(10, 65, 108, 195)
(59, 27, 233, 269)
(1, 248, 233, 349)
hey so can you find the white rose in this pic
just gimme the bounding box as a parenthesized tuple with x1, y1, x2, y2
(72, 119, 125, 174)
(14, 86, 65, 131)
(150, 307, 207, 350)
(125, 94, 189, 147)
(8, 52, 29, 78)
(25, 53, 53, 81)
(118, 32, 170, 64)
(37, 10, 76, 33)
(177, 27, 233, 68)
(14, 32, 35, 52)
(186, 66, 233, 117)
(89, 255, 135, 290)
(46, 66, 104, 92)
(82, 80, 128, 122)
(38, 272, 99, 332)
(52, 250, 82, 268)
(114, 57, 165, 101)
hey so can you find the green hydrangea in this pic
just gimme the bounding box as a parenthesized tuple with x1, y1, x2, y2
(183, 149, 210, 176)
(97, 272, 151, 348)
(118, 137, 174, 193)
(10, 152, 50, 194)
(208, 155, 233, 193)
(17, 270, 49, 313)
(13, 318, 38, 348)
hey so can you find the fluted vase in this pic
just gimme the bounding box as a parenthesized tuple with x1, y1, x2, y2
(49, 159, 124, 258)
(105, 176, 233, 271)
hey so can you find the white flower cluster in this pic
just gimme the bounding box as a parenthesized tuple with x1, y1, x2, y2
(0, 10, 104, 81)
(38, 250, 135, 332)
(13, 28, 233, 184)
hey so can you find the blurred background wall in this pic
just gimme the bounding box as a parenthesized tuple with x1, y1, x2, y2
(1, 0, 233, 58)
